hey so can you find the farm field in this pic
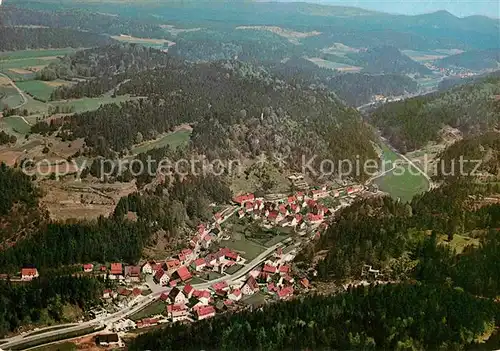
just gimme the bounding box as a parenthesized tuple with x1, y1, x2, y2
(111, 35, 175, 49)
(51, 95, 140, 114)
(402, 49, 448, 62)
(374, 143, 430, 203)
(0, 48, 76, 81)
(1, 116, 31, 135)
(307, 57, 362, 72)
(0, 48, 77, 61)
(131, 129, 191, 154)
(0, 85, 24, 109)
(17, 80, 70, 101)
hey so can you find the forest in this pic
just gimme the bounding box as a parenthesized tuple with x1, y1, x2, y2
(33, 55, 378, 180)
(306, 180, 500, 283)
(0, 131, 17, 145)
(129, 283, 499, 350)
(0, 5, 170, 40)
(0, 167, 231, 272)
(0, 163, 39, 216)
(0, 275, 106, 337)
(435, 48, 500, 71)
(347, 46, 432, 76)
(370, 74, 500, 151)
(0, 27, 113, 51)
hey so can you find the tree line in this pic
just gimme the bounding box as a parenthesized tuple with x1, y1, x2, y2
(129, 283, 499, 350)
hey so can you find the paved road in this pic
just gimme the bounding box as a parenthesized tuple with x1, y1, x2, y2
(0, 72, 28, 110)
(0, 242, 285, 350)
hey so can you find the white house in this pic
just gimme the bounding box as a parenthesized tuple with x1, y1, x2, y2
(168, 287, 187, 305)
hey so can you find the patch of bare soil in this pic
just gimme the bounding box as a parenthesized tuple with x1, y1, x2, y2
(39, 179, 137, 221)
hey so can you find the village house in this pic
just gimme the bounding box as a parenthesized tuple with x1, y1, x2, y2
(191, 258, 207, 272)
(109, 263, 123, 279)
(233, 193, 255, 206)
(279, 265, 290, 276)
(167, 304, 189, 322)
(166, 259, 181, 272)
(175, 266, 192, 282)
(311, 189, 329, 200)
(141, 261, 154, 274)
(196, 305, 216, 320)
(125, 265, 141, 282)
(21, 267, 39, 281)
(183, 284, 195, 299)
(154, 269, 170, 286)
(136, 318, 159, 329)
(95, 334, 120, 347)
(228, 288, 242, 301)
(202, 234, 213, 249)
(238, 209, 245, 218)
(103, 289, 112, 299)
(254, 200, 264, 211)
(211, 281, 229, 291)
(245, 201, 254, 213)
(307, 213, 324, 224)
(277, 286, 294, 300)
(83, 264, 94, 273)
(241, 276, 259, 295)
(168, 287, 187, 305)
(192, 289, 211, 304)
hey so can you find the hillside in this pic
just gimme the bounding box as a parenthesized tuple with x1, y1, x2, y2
(435, 49, 500, 71)
(32, 46, 378, 179)
(0, 27, 114, 51)
(370, 74, 500, 151)
(348, 46, 432, 75)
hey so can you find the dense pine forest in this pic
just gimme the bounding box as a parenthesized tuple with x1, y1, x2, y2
(0, 27, 113, 51)
(0, 276, 106, 337)
(33, 54, 378, 178)
(129, 283, 499, 350)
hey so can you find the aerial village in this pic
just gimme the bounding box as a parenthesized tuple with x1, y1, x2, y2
(15, 178, 369, 338)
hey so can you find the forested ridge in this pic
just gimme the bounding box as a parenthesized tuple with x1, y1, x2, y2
(0, 27, 113, 51)
(370, 75, 500, 151)
(40, 43, 181, 84)
(0, 276, 106, 337)
(34, 56, 378, 179)
(347, 46, 432, 76)
(129, 283, 499, 350)
(0, 5, 170, 39)
(435, 49, 500, 71)
(0, 168, 231, 272)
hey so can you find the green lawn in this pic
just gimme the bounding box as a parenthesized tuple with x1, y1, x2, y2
(131, 130, 192, 155)
(129, 300, 165, 321)
(437, 233, 480, 254)
(2, 116, 31, 135)
(17, 80, 56, 101)
(0, 85, 24, 109)
(221, 236, 266, 261)
(374, 142, 430, 203)
(242, 292, 267, 307)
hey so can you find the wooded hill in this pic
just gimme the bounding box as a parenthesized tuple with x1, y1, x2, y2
(129, 283, 499, 350)
(0, 27, 113, 51)
(33, 48, 378, 179)
(435, 49, 500, 71)
(370, 74, 500, 151)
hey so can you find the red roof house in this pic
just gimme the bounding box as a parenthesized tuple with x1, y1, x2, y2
(83, 264, 94, 272)
(21, 268, 39, 280)
(110, 263, 123, 275)
(196, 305, 216, 320)
(176, 266, 192, 282)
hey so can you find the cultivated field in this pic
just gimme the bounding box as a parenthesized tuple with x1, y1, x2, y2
(50, 95, 141, 114)
(17, 80, 71, 101)
(307, 57, 362, 72)
(130, 128, 192, 155)
(111, 35, 175, 49)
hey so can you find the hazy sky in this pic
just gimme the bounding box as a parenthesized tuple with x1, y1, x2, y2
(290, 0, 500, 18)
